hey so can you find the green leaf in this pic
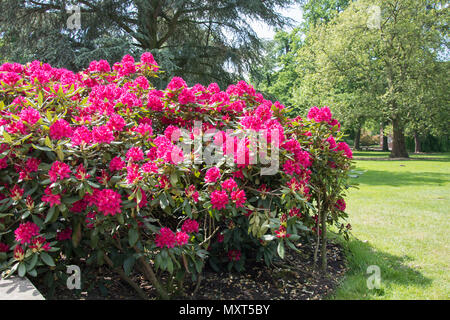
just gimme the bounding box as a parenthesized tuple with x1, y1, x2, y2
(45, 136, 53, 149)
(277, 241, 285, 259)
(38, 91, 43, 106)
(90, 230, 99, 249)
(27, 269, 37, 277)
(184, 201, 192, 216)
(159, 193, 169, 209)
(27, 254, 39, 271)
(128, 228, 139, 247)
(56, 147, 64, 161)
(40, 252, 55, 267)
(3, 131, 12, 143)
(44, 206, 56, 224)
(18, 263, 26, 277)
(123, 255, 136, 276)
(167, 258, 174, 274)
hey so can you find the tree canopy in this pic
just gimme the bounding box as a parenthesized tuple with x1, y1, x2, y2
(0, 0, 300, 87)
(252, 0, 448, 157)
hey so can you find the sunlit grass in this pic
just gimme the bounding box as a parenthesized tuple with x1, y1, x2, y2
(330, 152, 450, 299)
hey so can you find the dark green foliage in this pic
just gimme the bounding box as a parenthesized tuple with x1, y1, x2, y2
(0, 0, 299, 88)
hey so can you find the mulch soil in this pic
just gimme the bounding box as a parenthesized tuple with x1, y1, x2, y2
(32, 241, 347, 300)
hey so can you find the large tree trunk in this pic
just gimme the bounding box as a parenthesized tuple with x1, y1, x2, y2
(390, 118, 409, 158)
(354, 126, 361, 151)
(414, 131, 421, 153)
(380, 123, 389, 151)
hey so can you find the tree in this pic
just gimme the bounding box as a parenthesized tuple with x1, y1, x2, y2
(300, 0, 352, 28)
(0, 0, 299, 88)
(250, 0, 352, 112)
(250, 28, 303, 107)
(293, 0, 448, 158)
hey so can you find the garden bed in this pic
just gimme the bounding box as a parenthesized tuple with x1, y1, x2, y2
(31, 240, 346, 300)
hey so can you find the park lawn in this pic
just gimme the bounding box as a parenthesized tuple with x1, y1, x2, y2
(330, 151, 450, 300)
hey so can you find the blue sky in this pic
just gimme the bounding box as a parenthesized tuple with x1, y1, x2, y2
(250, 3, 304, 40)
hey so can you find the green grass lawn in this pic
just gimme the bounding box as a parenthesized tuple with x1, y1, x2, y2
(330, 151, 450, 300)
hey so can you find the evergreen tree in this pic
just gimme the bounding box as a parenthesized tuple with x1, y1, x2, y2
(0, 0, 299, 87)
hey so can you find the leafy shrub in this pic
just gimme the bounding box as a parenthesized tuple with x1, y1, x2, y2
(360, 133, 379, 146)
(0, 54, 353, 299)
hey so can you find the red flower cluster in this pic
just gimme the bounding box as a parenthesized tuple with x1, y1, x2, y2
(95, 189, 122, 216)
(181, 219, 199, 234)
(14, 222, 40, 244)
(49, 161, 71, 182)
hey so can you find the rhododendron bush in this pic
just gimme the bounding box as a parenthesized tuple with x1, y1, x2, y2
(0, 53, 353, 299)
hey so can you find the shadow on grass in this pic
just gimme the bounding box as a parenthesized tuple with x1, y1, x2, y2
(332, 236, 432, 299)
(353, 170, 449, 186)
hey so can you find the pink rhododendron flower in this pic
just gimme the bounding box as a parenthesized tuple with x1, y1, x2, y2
(167, 77, 187, 91)
(49, 161, 71, 182)
(142, 162, 158, 173)
(95, 189, 122, 216)
(72, 126, 92, 147)
(107, 114, 126, 131)
(10, 185, 24, 201)
(231, 189, 246, 208)
(14, 222, 40, 244)
(126, 163, 142, 184)
(0, 158, 7, 170)
(126, 147, 144, 162)
(335, 142, 353, 159)
(110, 157, 125, 171)
(207, 83, 220, 94)
(74, 163, 90, 180)
(56, 228, 72, 241)
(211, 190, 228, 210)
(205, 167, 220, 183)
(175, 231, 190, 246)
(49, 119, 73, 140)
(227, 250, 241, 261)
(41, 186, 61, 207)
(181, 219, 199, 234)
(307, 106, 332, 123)
(185, 185, 199, 202)
(134, 123, 153, 138)
(20, 107, 41, 125)
(92, 125, 114, 144)
(155, 227, 177, 249)
(326, 135, 337, 149)
(29, 236, 51, 252)
(133, 76, 150, 89)
(14, 246, 25, 261)
(178, 88, 196, 104)
(0, 243, 9, 252)
(221, 178, 238, 192)
(96, 169, 110, 185)
(335, 198, 346, 211)
(289, 207, 301, 218)
(141, 52, 158, 66)
(275, 226, 290, 238)
(26, 158, 40, 172)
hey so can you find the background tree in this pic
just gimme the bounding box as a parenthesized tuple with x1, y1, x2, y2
(300, 0, 352, 28)
(250, 0, 351, 112)
(0, 0, 299, 88)
(250, 29, 303, 106)
(293, 0, 448, 157)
